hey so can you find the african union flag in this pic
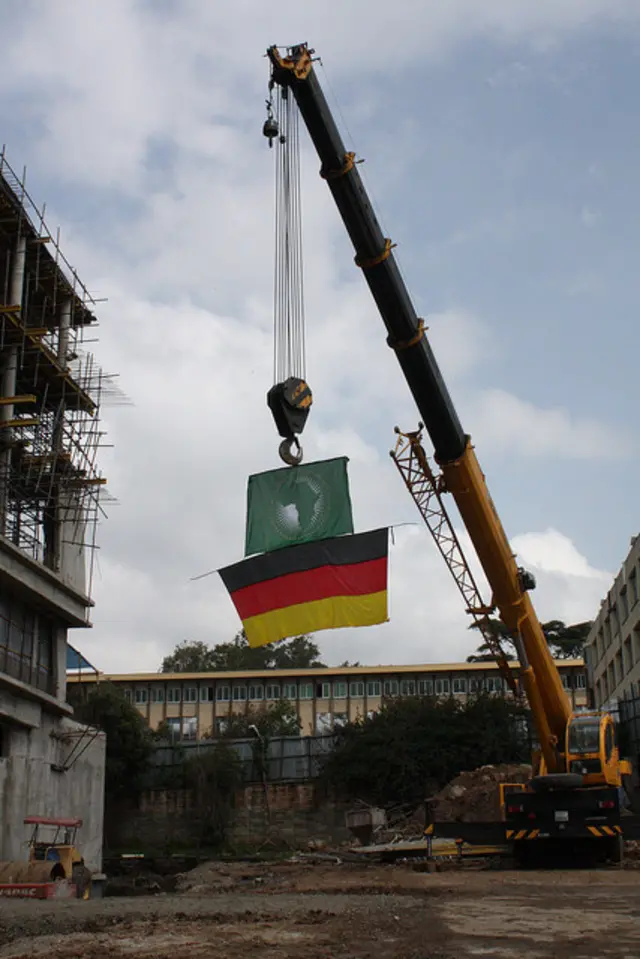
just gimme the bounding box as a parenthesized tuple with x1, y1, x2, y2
(244, 457, 354, 557)
(220, 528, 389, 648)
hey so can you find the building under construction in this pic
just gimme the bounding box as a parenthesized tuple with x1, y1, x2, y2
(0, 151, 107, 874)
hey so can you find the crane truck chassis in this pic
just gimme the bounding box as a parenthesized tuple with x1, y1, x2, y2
(266, 42, 640, 863)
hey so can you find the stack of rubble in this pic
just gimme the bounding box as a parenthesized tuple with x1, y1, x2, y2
(430, 763, 532, 823)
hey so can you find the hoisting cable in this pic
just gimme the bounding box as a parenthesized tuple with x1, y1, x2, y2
(264, 65, 313, 466)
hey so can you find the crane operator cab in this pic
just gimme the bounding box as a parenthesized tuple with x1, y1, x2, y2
(565, 712, 629, 788)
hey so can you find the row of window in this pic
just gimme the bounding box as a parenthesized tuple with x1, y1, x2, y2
(126, 672, 587, 706)
(592, 565, 640, 660)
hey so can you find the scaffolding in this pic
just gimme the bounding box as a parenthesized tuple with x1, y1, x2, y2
(0, 148, 114, 600)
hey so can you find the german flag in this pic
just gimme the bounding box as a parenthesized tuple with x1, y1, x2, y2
(219, 528, 389, 648)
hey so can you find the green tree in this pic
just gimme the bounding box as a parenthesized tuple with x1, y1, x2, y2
(208, 699, 302, 740)
(69, 682, 153, 801)
(466, 616, 592, 663)
(466, 617, 516, 662)
(161, 630, 325, 672)
(321, 694, 529, 806)
(184, 743, 242, 850)
(161, 640, 218, 672)
(542, 620, 592, 660)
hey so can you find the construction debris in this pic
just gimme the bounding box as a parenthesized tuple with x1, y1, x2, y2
(430, 763, 532, 822)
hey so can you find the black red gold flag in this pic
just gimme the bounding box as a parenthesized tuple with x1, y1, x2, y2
(219, 528, 388, 648)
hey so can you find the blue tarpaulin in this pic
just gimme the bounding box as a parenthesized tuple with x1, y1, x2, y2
(66, 644, 97, 673)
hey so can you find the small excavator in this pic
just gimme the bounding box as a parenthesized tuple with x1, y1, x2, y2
(265, 42, 640, 862)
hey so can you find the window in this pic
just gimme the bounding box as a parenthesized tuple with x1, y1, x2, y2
(216, 685, 230, 702)
(611, 604, 619, 636)
(182, 717, 197, 741)
(123, 688, 132, 704)
(200, 686, 214, 703)
(167, 686, 181, 704)
(383, 679, 399, 697)
(233, 686, 247, 702)
(624, 637, 633, 674)
(135, 688, 148, 704)
(621, 587, 629, 623)
(630, 570, 638, 606)
(299, 683, 314, 699)
(434, 678, 450, 695)
(401, 679, 416, 696)
(283, 683, 298, 700)
(561, 674, 571, 690)
(484, 677, 502, 694)
(0, 724, 10, 758)
(366, 681, 381, 697)
(183, 687, 197, 704)
(418, 679, 434, 696)
(315, 682, 331, 699)
(166, 718, 182, 741)
(452, 678, 467, 694)
(333, 682, 347, 699)
(349, 681, 364, 697)
(315, 712, 332, 734)
(266, 684, 281, 700)
(249, 684, 264, 701)
(151, 687, 165, 704)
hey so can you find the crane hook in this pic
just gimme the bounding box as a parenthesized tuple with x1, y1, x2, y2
(263, 98, 279, 148)
(279, 436, 303, 466)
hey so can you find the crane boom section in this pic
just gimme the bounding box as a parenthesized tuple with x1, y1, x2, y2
(268, 44, 572, 763)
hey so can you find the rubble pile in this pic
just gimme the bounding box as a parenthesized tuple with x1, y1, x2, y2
(431, 763, 532, 823)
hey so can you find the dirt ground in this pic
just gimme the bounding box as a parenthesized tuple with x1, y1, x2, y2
(1, 860, 640, 958)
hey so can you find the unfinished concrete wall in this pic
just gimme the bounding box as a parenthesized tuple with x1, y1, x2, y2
(0, 708, 106, 873)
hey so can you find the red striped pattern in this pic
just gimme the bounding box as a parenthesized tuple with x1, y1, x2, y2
(231, 557, 387, 620)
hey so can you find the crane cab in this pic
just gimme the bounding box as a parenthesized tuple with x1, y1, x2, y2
(565, 712, 624, 788)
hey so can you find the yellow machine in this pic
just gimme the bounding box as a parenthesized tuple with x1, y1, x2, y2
(0, 816, 93, 899)
(265, 43, 639, 862)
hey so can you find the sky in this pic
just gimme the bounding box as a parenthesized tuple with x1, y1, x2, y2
(1, 0, 638, 673)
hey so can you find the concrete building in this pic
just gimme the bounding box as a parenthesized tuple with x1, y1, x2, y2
(585, 535, 640, 711)
(0, 153, 109, 873)
(69, 658, 588, 740)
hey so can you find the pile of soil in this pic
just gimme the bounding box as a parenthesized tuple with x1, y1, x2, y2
(431, 763, 532, 822)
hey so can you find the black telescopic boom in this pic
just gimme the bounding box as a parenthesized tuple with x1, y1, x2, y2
(268, 44, 466, 464)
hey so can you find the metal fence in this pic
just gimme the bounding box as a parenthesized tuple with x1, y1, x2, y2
(617, 696, 640, 767)
(146, 734, 337, 787)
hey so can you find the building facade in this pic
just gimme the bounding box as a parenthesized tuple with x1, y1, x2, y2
(0, 154, 107, 872)
(585, 534, 640, 710)
(69, 658, 588, 741)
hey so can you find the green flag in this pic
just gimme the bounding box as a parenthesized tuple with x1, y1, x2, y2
(245, 457, 354, 556)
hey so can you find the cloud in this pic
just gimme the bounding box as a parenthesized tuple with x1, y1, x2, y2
(511, 528, 611, 625)
(0, 1, 630, 675)
(469, 389, 627, 459)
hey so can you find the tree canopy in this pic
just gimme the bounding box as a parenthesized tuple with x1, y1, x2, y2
(466, 617, 592, 663)
(209, 699, 302, 740)
(69, 682, 154, 801)
(161, 630, 325, 673)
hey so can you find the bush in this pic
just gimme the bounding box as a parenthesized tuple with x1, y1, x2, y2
(321, 693, 531, 806)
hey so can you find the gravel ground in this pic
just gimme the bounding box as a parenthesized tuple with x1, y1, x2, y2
(1, 862, 639, 958)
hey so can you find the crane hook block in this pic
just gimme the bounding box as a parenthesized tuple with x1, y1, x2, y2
(267, 377, 313, 465)
(263, 115, 279, 146)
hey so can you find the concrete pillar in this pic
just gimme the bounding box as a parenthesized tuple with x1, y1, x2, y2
(58, 297, 71, 369)
(0, 235, 27, 536)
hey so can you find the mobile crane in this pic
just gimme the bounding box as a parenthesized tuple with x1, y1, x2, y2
(266, 43, 639, 862)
